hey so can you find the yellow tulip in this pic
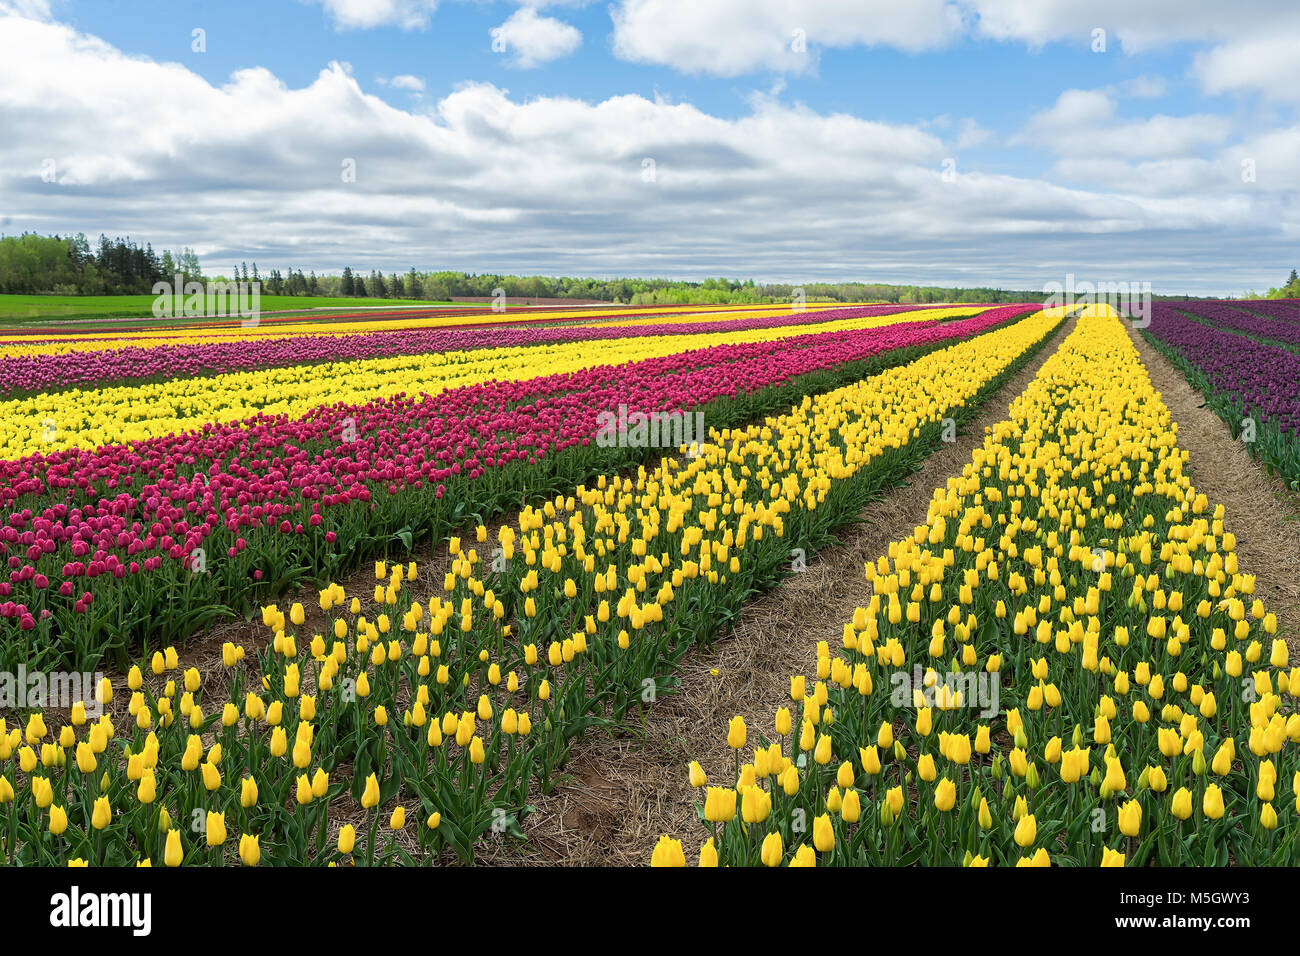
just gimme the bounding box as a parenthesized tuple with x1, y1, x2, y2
(165, 829, 183, 867)
(239, 834, 261, 866)
(1014, 813, 1037, 848)
(934, 777, 956, 812)
(360, 773, 380, 809)
(760, 831, 783, 867)
(650, 835, 686, 867)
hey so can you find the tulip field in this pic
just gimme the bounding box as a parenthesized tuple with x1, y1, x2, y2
(0, 300, 1019, 668)
(0, 297, 1297, 868)
(655, 309, 1297, 867)
(1142, 301, 1300, 487)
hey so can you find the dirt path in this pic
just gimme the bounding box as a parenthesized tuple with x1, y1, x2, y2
(475, 313, 1082, 866)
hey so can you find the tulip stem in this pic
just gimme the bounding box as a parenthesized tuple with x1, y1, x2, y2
(366, 809, 380, 867)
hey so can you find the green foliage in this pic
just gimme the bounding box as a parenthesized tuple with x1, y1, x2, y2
(0, 232, 203, 295)
(1265, 268, 1300, 300)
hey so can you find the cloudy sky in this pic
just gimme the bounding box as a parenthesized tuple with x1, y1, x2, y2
(1, 0, 1298, 294)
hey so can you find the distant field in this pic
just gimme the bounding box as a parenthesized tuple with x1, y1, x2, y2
(0, 293, 461, 325)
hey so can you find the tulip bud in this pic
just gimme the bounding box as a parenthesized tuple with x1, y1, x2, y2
(206, 811, 227, 847)
(934, 778, 956, 812)
(651, 835, 686, 867)
(165, 829, 183, 867)
(239, 833, 260, 866)
(1118, 799, 1141, 837)
(91, 796, 111, 830)
(727, 715, 746, 750)
(1100, 847, 1125, 867)
(688, 761, 707, 788)
(812, 813, 835, 852)
(760, 831, 783, 867)
(1202, 784, 1225, 820)
(879, 799, 895, 827)
(338, 824, 356, 854)
(360, 773, 380, 809)
(1014, 813, 1036, 848)
(699, 838, 719, 867)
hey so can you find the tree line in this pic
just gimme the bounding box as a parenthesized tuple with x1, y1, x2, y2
(273, 271, 1035, 304)
(0, 233, 202, 295)
(0, 231, 1045, 303)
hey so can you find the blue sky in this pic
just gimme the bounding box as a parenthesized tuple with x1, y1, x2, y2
(2, 0, 1298, 294)
(57, 2, 1184, 116)
(55, 1, 1225, 174)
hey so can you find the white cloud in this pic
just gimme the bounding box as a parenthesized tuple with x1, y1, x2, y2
(489, 7, 582, 68)
(1016, 89, 1231, 160)
(610, 0, 962, 76)
(1032, 89, 1116, 127)
(964, 0, 1296, 51)
(964, 1, 1300, 103)
(0, 0, 53, 18)
(378, 73, 426, 91)
(1195, 35, 1300, 102)
(304, 0, 439, 31)
(0, 7, 1292, 294)
(604, 0, 1300, 107)
(954, 118, 991, 149)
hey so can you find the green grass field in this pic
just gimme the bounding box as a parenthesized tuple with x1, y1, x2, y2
(0, 293, 462, 326)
